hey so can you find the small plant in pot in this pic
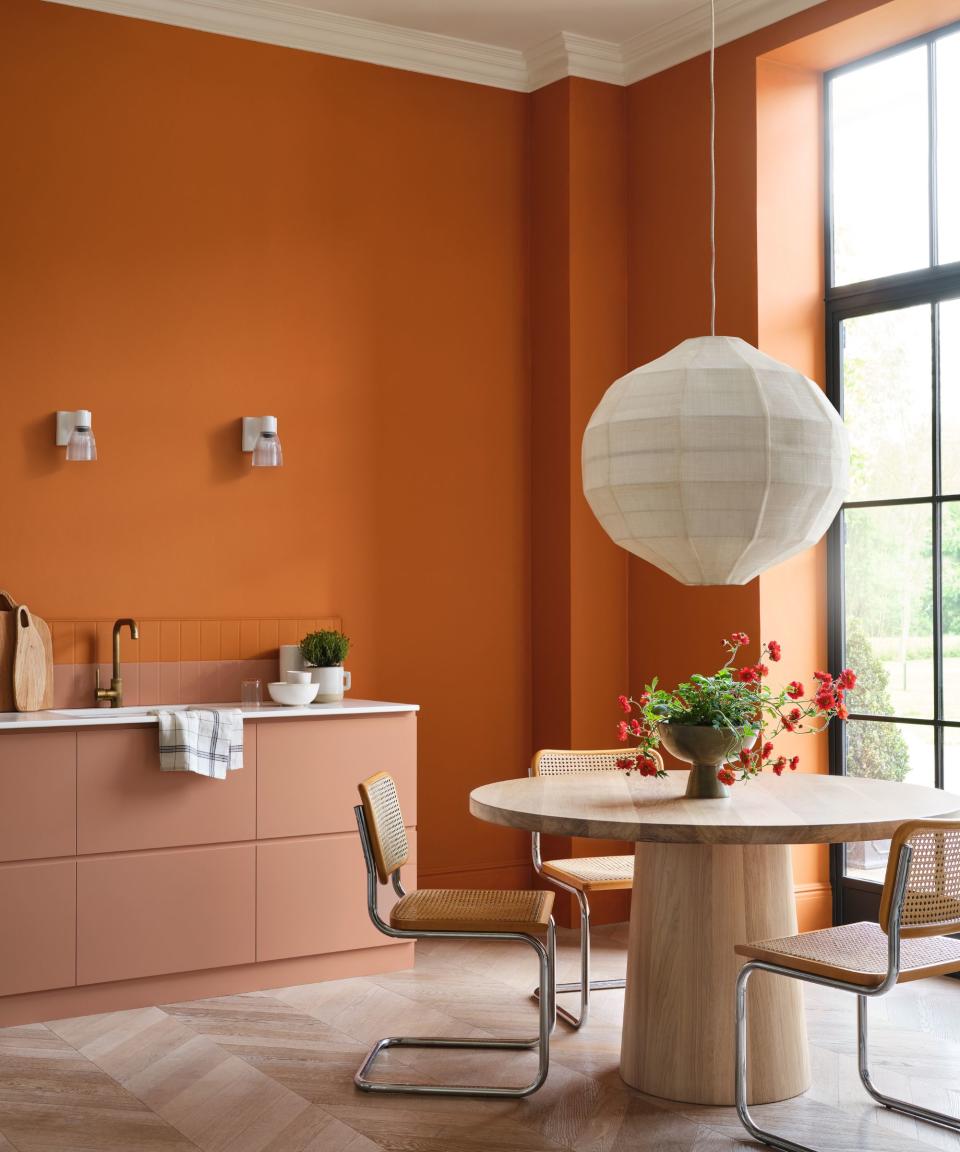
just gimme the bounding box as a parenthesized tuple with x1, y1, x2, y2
(615, 632, 856, 799)
(299, 630, 352, 703)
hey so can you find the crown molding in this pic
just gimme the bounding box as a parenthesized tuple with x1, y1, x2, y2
(43, 0, 530, 90)
(525, 32, 624, 91)
(43, 0, 823, 92)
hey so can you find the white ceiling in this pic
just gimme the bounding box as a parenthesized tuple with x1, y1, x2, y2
(285, 0, 710, 53)
(45, 0, 825, 90)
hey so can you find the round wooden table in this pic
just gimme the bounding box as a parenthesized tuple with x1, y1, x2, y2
(469, 770, 960, 1106)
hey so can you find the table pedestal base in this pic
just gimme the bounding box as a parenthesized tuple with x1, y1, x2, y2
(620, 841, 811, 1105)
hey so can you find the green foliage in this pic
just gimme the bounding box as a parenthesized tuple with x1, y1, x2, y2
(649, 670, 758, 732)
(300, 629, 350, 668)
(844, 619, 910, 783)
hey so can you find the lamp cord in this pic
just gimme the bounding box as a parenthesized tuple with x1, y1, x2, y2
(705, 0, 709, 336)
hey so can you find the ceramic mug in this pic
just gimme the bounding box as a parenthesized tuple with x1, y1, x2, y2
(309, 666, 352, 702)
(286, 670, 311, 685)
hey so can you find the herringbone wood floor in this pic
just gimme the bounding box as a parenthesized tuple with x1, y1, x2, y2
(1, 924, 959, 1151)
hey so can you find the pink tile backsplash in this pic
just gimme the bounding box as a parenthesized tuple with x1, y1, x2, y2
(159, 661, 180, 706)
(51, 659, 279, 708)
(139, 661, 160, 706)
(52, 663, 75, 709)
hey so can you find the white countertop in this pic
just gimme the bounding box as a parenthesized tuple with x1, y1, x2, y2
(0, 699, 419, 732)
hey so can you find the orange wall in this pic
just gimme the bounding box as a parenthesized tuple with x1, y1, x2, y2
(0, 0, 530, 887)
(530, 78, 629, 755)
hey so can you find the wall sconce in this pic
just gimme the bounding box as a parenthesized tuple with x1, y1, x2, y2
(56, 410, 97, 462)
(242, 415, 283, 468)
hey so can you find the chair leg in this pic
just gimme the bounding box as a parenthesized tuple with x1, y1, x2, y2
(857, 993, 960, 1132)
(355, 922, 556, 1098)
(533, 889, 624, 1029)
(735, 963, 818, 1152)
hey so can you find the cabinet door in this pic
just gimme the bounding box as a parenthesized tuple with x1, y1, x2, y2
(78, 726, 256, 854)
(256, 830, 417, 962)
(257, 714, 416, 839)
(0, 860, 76, 995)
(77, 845, 255, 985)
(0, 732, 76, 862)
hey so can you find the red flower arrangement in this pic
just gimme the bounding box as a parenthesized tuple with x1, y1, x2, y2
(615, 632, 856, 785)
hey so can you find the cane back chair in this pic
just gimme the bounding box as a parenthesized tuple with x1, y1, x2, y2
(530, 748, 662, 1028)
(354, 771, 557, 1097)
(735, 819, 960, 1151)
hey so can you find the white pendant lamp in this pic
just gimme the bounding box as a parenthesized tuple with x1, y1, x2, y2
(581, 0, 848, 586)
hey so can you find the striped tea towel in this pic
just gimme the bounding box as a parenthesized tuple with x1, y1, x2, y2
(156, 708, 243, 779)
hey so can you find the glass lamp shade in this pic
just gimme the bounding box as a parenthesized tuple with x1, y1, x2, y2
(65, 426, 97, 462)
(252, 432, 283, 468)
(582, 336, 849, 585)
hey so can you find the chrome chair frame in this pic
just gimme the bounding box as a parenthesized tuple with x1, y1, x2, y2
(354, 804, 557, 1098)
(530, 829, 624, 1029)
(735, 842, 960, 1151)
(529, 749, 642, 1029)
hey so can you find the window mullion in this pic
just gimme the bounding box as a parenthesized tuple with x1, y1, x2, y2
(934, 300, 945, 787)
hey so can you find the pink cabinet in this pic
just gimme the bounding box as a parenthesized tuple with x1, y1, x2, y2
(257, 714, 417, 839)
(0, 732, 76, 862)
(0, 860, 76, 996)
(1, 707, 417, 1020)
(257, 830, 418, 962)
(77, 844, 256, 985)
(77, 726, 256, 854)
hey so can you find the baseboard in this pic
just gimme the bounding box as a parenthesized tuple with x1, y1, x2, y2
(0, 942, 414, 1028)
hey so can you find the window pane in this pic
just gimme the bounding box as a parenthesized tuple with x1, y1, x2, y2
(937, 31, 960, 265)
(943, 502, 960, 719)
(845, 504, 933, 719)
(941, 298, 960, 495)
(844, 719, 934, 880)
(842, 305, 932, 500)
(831, 46, 929, 286)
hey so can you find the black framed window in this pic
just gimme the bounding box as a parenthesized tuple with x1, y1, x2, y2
(826, 21, 960, 924)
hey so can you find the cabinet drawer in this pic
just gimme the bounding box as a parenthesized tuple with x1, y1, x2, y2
(78, 727, 256, 854)
(256, 830, 417, 961)
(0, 732, 76, 862)
(257, 714, 416, 839)
(0, 860, 76, 995)
(77, 844, 255, 985)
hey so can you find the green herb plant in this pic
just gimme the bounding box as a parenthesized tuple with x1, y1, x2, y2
(300, 629, 350, 668)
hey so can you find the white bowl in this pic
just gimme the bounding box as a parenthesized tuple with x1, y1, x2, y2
(286, 670, 311, 684)
(267, 681, 320, 706)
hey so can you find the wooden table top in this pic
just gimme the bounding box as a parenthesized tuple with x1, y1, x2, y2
(469, 771, 960, 845)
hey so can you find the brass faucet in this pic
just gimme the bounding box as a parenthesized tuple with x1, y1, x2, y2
(96, 618, 140, 707)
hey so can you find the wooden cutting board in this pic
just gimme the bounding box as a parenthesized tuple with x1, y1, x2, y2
(13, 606, 48, 712)
(33, 613, 54, 709)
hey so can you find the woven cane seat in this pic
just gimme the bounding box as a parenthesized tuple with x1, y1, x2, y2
(540, 855, 634, 892)
(390, 888, 555, 934)
(736, 920, 960, 987)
